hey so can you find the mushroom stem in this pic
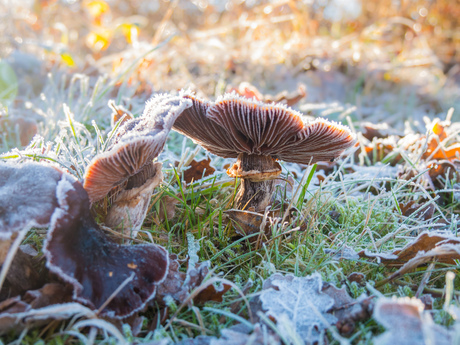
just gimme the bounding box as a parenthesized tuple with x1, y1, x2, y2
(228, 153, 281, 212)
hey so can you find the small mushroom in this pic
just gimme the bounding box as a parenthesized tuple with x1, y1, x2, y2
(83, 93, 192, 235)
(44, 174, 169, 318)
(173, 93, 356, 211)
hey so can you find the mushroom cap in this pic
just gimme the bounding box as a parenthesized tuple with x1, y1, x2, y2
(173, 93, 356, 164)
(45, 175, 169, 318)
(0, 162, 62, 239)
(84, 93, 192, 203)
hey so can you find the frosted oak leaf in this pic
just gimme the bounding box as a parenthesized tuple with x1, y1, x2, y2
(260, 273, 336, 344)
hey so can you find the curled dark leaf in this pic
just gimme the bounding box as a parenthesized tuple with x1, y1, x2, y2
(44, 175, 169, 318)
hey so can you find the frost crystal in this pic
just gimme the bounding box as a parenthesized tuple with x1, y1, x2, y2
(260, 273, 336, 344)
(184, 232, 201, 287)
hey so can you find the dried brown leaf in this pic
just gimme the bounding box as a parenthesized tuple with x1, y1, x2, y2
(210, 323, 280, 345)
(0, 302, 96, 335)
(0, 116, 38, 147)
(359, 231, 460, 266)
(194, 281, 232, 305)
(155, 255, 210, 306)
(227, 82, 306, 107)
(384, 243, 460, 284)
(347, 272, 366, 286)
(3, 246, 47, 297)
(157, 195, 181, 222)
(23, 283, 73, 309)
(398, 201, 435, 221)
(361, 122, 400, 141)
(322, 283, 373, 336)
(226, 209, 268, 236)
(109, 100, 134, 127)
(374, 297, 451, 345)
(183, 158, 216, 184)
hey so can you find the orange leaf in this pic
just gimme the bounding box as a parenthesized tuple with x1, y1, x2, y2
(86, 29, 111, 52)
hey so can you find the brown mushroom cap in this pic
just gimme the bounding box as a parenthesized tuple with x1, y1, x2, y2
(0, 162, 62, 238)
(45, 175, 169, 318)
(84, 93, 192, 203)
(173, 93, 356, 163)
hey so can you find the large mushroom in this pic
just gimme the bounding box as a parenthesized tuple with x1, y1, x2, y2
(173, 93, 356, 211)
(83, 93, 192, 236)
(44, 174, 169, 318)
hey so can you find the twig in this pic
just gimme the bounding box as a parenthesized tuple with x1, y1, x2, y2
(415, 262, 435, 298)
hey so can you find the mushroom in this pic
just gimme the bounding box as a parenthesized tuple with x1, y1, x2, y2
(173, 93, 356, 211)
(83, 93, 192, 235)
(44, 174, 169, 318)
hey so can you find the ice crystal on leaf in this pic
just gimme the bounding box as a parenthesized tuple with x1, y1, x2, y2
(260, 273, 336, 344)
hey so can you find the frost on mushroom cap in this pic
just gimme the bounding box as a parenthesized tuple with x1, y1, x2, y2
(173, 93, 356, 163)
(0, 162, 63, 239)
(84, 92, 193, 203)
(45, 175, 169, 318)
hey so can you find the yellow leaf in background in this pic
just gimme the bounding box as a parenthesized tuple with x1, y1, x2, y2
(60, 53, 75, 67)
(432, 121, 446, 138)
(83, 0, 109, 19)
(119, 23, 139, 44)
(86, 29, 111, 52)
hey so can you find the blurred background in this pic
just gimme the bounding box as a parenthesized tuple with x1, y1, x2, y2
(0, 0, 459, 145)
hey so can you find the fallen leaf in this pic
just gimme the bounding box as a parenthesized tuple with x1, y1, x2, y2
(183, 158, 216, 184)
(194, 281, 232, 305)
(176, 335, 215, 345)
(226, 209, 269, 236)
(324, 245, 360, 261)
(383, 243, 460, 284)
(420, 118, 460, 161)
(427, 160, 459, 189)
(322, 283, 373, 336)
(0, 116, 38, 146)
(359, 231, 460, 266)
(260, 273, 336, 343)
(226, 208, 287, 238)
(227, 82, 263, 101)
(355, 139, 402, 166)
(3, 246, 47, 297)
(157, 195, 181, 222)
(210, 323, 280, 345)
(419, 294, 434, 310)
(0, 162, 63, 243)
(361, 122, 400, 141)
(0, 302, 95, 335)
(398, 201, 435, 221)
(373, 297, 452, 345)
(155, 254, 210, 306)
(347, 272, 366, 286)
(265, 84, 307, 107)
(227, 82, 306, 107)
(44, 176, 169, 319)
(23, 283, 73, 309)
(109, 100, 133, 127)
